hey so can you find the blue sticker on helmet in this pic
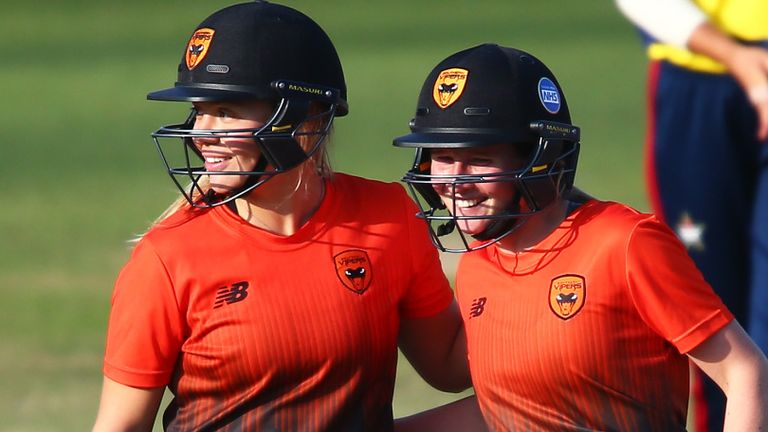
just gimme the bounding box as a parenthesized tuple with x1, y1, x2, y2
(538, 77, 560, 114)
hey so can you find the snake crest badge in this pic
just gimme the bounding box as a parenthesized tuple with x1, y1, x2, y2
(334, 249, 372, 295)
(549, 274, 586, 320)
(433, 68, 468, 109)
(186, 28, 215, 70)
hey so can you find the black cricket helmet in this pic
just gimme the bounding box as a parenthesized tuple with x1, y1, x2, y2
(393, 44, 580, 252)
(149, 1, 347, 207)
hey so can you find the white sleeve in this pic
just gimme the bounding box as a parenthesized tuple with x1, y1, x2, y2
(614, 0, 708, 48)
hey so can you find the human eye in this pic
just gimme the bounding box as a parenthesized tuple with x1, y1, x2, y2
(432, 155, 454, 165)
(469, 157, 494, 167)
(218, 108, 234, 120)
(430, 150, 453, 164)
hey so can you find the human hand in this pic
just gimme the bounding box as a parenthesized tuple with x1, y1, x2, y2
(722, 45, 768, 141)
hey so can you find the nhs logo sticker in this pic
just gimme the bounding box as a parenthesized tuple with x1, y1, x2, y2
(538, 77, 561, 114)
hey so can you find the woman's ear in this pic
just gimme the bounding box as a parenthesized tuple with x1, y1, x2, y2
(297, 102, 334, 177)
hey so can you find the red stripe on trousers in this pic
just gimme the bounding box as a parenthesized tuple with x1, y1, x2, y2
(645, 60, 665, 221)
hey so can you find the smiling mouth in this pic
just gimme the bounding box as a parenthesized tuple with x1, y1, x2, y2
(454, 198, 482, 208)
(203, 155, 235, 171)
(205, 156, 230, 163)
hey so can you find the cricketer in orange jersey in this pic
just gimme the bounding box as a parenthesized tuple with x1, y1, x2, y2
(93, 3, 470, 431)
(456, 200, 732, 430)
(104, 174, 457, 431)
(393, 44, 768, 431)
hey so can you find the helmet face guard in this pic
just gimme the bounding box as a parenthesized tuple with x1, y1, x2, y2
(151, 80, 339, 208)
(147, 2, 348, 208)
(394, 44, 581, 253)
(402, 121, 580, 253)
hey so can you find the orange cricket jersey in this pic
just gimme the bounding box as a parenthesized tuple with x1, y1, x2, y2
(103, 173, 454, 431)
(456, 200, 733, 431)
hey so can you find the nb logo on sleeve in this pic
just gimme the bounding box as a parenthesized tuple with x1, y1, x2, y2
(213, 281, 250, 308)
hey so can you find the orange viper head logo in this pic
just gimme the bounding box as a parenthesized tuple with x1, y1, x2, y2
(334, 249, 372, 295)
(432, 68, 468, 109)
(185, 28, 215, 70)
(549, 274, 586, 320)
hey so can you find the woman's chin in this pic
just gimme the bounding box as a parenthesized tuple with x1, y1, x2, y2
(457, 221, 489, 237)
(209, 183, 239, 196)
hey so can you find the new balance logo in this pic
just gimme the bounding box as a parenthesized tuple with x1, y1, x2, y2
(214, 281, 249, 308)
(469, 297, 487, 318)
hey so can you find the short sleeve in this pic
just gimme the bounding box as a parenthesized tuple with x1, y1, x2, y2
(103, 238, 186, 388)
(398, 191, 455, 319)
(625, 217, 733, 354)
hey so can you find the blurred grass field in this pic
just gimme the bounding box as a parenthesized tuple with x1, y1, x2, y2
(1, 1, 648, 430)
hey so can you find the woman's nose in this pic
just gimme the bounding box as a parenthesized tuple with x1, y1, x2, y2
(451, 179, 474, 194)
(433, 162, 473, 193)
(193, 113, 216, 130)
(192, 115, 220, 147)
(192, 135, 218, 149)
(444, 160, 469, 176)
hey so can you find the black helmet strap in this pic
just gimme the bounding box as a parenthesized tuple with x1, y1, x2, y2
(258, 98, 312, 172)
(257, 79, 341, 171)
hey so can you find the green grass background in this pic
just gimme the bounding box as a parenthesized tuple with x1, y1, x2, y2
(1, 1, 648, 430)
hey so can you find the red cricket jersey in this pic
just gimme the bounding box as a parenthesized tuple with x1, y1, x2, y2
(103, 173, 454, 431)
(456, 200, 733, 431)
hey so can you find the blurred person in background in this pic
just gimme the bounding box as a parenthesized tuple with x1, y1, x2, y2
(92, 2, 469, 431)
(393, 43, 768, 431)
(614, 0, 768, 429)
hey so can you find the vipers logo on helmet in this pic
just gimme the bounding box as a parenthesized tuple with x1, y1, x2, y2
(432, 68, 469, 109)
(186, 28, 215, 70)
